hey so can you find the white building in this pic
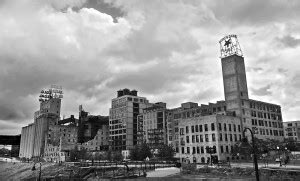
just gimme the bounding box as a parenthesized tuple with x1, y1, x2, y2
(178, 114, 242, 163)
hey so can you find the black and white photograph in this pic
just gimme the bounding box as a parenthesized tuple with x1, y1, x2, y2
(0, 0, 300, 180)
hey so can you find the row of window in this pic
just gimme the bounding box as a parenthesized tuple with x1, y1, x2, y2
(249, 102, 281, 113)
(180, 123, 241, 135)
(251, 111, 282, 120)
(183, 133, 242, 143)
(173, 106, 226, 119)
(252, 119, 283, 128)
(180, 145, 233, 154)
(256, 128, 284, 136)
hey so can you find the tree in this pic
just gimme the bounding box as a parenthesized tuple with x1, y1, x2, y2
(105, 150, 113, 161)
(139, 142, 152, 160)
(129, 143, 152, 161)
(285, 138, 300, 151)
(129, 146, 139, 160)
(112, 151, 123, 161)
(157, 144, 175, 161)
(69, 146, 88, 161)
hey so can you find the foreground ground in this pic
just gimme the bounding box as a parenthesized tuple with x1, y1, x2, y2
(1, 161, 300, 180)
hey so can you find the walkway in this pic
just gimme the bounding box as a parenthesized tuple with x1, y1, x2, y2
(146, 167, 180, 177)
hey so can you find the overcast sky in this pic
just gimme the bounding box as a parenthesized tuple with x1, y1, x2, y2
(0, 0, 300, 135)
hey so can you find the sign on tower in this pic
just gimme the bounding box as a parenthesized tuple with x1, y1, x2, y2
(219, 34, 243, 58)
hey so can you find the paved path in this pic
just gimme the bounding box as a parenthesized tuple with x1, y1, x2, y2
(146, 167, 180, 177)
(231, 162, 300, 169)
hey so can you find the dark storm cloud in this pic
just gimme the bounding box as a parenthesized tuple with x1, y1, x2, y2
(276, 35, 300, 48)
(107, 59, 202, 94)
(82, 0, 124, 21)
(207, 0, 300, 25)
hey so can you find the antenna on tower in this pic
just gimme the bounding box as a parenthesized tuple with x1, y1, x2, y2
(219, 34, 243, 58)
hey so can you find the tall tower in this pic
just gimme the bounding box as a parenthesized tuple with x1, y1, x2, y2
(219, 35, 248, 127)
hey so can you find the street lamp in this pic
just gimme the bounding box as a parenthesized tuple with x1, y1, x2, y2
(32, 162, 42, 181)
(243, 128, 259, 181)
(277, 146, 282, 167)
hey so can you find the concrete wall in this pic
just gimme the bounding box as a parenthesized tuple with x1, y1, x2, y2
(19, 124, 35, 159)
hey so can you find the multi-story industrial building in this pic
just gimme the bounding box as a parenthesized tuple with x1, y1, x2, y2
(169, 101, 229, 153)
(77, 105, 109, 143)
(43, 117, 78, 162)
(219, 35, 284, 141)
(169, 35, 285, 163)
(81, 125, 109, 151)
(19, 86, 63, 159)
(178, 114, 242, 163)
(109, 88, 152, 151)
(138, 102, 169, 148)
(283, 121, 300, 141)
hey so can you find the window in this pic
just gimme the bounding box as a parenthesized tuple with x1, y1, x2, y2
(191, 126, 195, 133)
(213, 146, 217, 154)
(205, 146, 209, 153)
(211, 123, 215, 131)
(180, 128, 184, 135)
(212, 134, 216, 142)
(219, 133, 223, 141)
(226, 146, 229, 153)
(186, 126, 189, 134)
(224, 124, 227, 131)
(195, 125, 199, 132)
(199, 125, 203, 132)
(197, 147, 200, 154)
(238, 125, 241, 132)
(234, 134, 237, 141)
(196, 135, 199, 142)
(204, 124, 208, 131)
(225, 134, 228, 141)
(219, 123, 222, 131)
(220, 146, 224, 153)
(229, 124, 232, 131)
(200, 135, 203, 142)
(192, 135, 195, 143)
(230, 134, 233, 141)
(234, 125, 236, 132)
(201, 147, 204, 153)
(181, 147, 184, 154)
(193, 147, 196, 154)
(187, 147, 190, 154)
(186, 136, 189, 143)
(205, 134, 209, 142)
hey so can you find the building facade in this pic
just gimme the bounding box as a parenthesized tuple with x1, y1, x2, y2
(283, 121, 300, 141)
(139, 102, 169, 148)
(109, 88, 152, 150)
(44, 122, 78, 162)
(19, 123, 35, 159)
(81, 125, 109, 151)
(178, 114, 242, 163)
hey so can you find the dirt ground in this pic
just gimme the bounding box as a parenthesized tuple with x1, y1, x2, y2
(0, 162, 64, 181)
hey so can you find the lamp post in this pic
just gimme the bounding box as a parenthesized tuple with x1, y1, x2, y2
(243, 128, 259, 181)
(277, 146, 282, 167)
(32, 162, 42, 181)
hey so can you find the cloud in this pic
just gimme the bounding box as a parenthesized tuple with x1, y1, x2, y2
(0, 0, 300, 135)
(206, 0, 300, 25)
(251, 85, 272, 96)
(276, 35, 300, 48)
